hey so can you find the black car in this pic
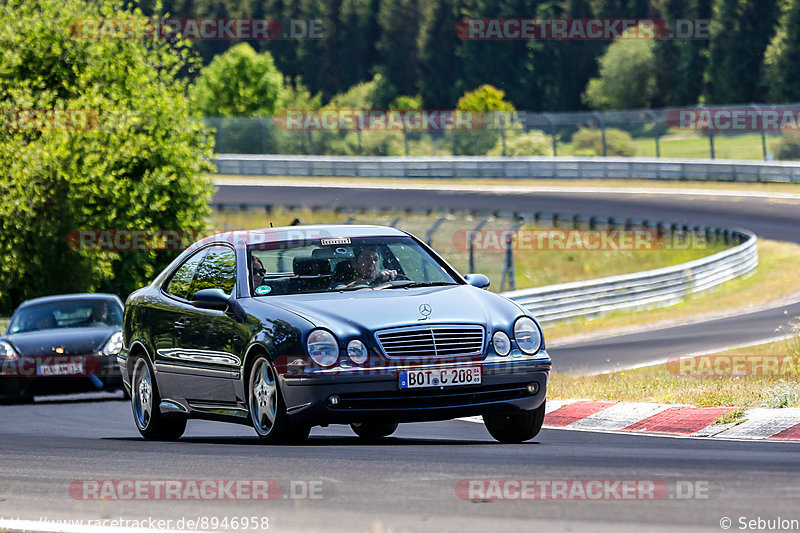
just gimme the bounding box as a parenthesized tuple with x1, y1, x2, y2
(0, 293, 125, 401)
(119, 225, 551, 443)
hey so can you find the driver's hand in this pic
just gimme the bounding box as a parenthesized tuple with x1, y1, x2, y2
(379, 269, 398, 281)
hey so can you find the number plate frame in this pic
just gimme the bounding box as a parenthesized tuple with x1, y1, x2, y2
(399, 366, 482, 389)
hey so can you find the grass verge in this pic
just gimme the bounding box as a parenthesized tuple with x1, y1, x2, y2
(549, 329, 800, 408)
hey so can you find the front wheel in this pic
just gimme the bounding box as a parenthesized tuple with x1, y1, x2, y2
(248, 356, 310, 443)
(130, 355, 186, 440)
(351, 421, 398, 440)
(483, 401, 546, 443)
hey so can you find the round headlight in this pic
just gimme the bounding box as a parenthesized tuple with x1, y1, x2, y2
(103, 331, 124, 355)
(514, 317, 542, 355)
(492, 331, 511, 356)
(346, 340, 369, 364)
(307, 329, 339, 367)
(0, 340, 18, 359)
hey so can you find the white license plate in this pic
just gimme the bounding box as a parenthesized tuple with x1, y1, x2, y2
(399, 367, 481, 389)
(37, 361, 85, 376)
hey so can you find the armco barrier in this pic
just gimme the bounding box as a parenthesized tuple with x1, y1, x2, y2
(215, 154, 800, 182)
(502, 229, 757, 322)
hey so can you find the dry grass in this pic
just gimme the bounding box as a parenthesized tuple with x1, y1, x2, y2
(550, 328, 800, 408)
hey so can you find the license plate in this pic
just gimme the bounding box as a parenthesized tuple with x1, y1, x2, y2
(37, 360, 85, 376)
(399, 367, 481, 389)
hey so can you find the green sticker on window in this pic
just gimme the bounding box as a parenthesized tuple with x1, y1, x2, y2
(255, 285, 272, 295)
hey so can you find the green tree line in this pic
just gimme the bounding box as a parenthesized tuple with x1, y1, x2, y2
(140, 0, 800, 110)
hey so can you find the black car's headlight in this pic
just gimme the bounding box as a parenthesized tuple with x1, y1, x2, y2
(307, 329, 339, 367)
(492, 331, 511, 356)
(0, 340, 18, 359)
(103, 332, 124, 356)
(514, 317, 542, 355)
(346, 340, 369, 365)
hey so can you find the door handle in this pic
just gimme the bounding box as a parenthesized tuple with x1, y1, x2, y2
(174, 318, 187, 331)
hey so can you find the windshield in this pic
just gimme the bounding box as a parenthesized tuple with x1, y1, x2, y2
(8, 299, 123, 334)
(248, 236, 459, 296)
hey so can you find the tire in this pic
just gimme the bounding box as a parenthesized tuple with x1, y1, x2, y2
(130, 354, 186, 440)
(483, 401, 546, 443)
(248, 356, 310, 444)
(350, 422, 398, 440)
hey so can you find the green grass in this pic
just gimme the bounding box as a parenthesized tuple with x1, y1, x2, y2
(550, 331, 800, 408)
(0, 317, 7, 333)
(210, 206, 726, 293)
(630, 132, 781, 160)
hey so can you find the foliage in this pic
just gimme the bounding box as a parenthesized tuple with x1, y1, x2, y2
(191, 43, 287, 117)
(488, 130, 554, 156)
(0, 0, 214, 313)
(773, 132, 800, 160)
(455, 85, 515, 155)
(762, 0, 800, 102)
(568, 127, 636, 157)
(583, 25, 657, 110)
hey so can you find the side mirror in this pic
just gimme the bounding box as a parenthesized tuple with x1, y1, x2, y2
(192, 288, 230, 310)
(465, 273, 491, 290)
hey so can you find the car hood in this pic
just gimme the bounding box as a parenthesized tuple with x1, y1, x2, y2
(2, 327, 117, 356)
(259, 285, 526, 335)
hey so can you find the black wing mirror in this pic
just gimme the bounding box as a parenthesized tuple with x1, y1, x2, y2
(464, 273, 491, 290)
(192, 288, 230, 310)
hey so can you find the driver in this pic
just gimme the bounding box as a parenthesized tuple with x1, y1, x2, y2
(335, 249, 397, 289)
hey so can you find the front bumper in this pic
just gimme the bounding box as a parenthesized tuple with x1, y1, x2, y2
(279, 352, 551, 426)
(0, 353, 122, 398)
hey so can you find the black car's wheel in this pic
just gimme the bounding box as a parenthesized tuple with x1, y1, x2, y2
(248, 356, 310, 443)
(483, 401, 546, 443)
(130, 354, 186, 440)
(350, 422, 398, 440)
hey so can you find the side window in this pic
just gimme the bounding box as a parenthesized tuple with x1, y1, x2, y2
(190, 246, 237, 298)
(165, 250, 207, 300)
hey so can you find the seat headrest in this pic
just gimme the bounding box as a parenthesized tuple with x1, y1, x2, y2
(293, 257, 331, 276)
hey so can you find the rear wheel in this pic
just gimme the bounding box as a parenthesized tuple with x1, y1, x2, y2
(130, 354, 186, 440)
(483, 401, 546, 443)
(350, 422, 398, 440)
(248, 356, 310, 443)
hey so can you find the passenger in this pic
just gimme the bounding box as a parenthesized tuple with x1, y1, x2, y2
(251, 256, 267, 288)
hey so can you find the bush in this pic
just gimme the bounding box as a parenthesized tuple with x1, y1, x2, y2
(773, 132, 800, 160)
(568, 127, 636, 157)
(455, 85, 516, 155)
(488, 130, 554, 156)
(0, 0, 214, 313)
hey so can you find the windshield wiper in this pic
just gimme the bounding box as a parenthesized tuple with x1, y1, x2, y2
(378, 281, 459, 289)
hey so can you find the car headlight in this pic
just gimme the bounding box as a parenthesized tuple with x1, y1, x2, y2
(0, 340, 18, 359)
(347, 340, 369, 364)
(514, 317, 542, 355)
(103, 331, 124, 355)
(307, 329, 339, 367)
(492, 331, 511, 356)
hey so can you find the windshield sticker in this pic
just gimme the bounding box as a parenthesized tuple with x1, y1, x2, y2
(321, 237, 351, 245)
(255, 285, 272, 295)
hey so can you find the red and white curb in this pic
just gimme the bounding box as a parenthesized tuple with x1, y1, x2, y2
(460, 400, 800, 441)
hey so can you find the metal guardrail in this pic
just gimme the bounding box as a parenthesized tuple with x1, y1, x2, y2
(215, 154, 800, 182)
(502, 228, 758, 323)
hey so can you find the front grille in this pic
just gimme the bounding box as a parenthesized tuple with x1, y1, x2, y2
(375, 325, 485, 358)
(331, 383, 530, 410)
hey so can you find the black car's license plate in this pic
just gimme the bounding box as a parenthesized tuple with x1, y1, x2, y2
(399, 367, 481, 389)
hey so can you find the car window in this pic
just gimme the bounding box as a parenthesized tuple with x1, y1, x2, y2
(165, 249, 207, 300)
(7, 299, 123, 334)
(190, 246, 237, 298)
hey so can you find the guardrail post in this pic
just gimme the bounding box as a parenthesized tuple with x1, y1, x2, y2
(469, 219, 490, 273)
(709, 132, 715, 159)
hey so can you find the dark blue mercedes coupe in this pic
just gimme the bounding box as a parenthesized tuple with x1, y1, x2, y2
(118, 225, 551, 443)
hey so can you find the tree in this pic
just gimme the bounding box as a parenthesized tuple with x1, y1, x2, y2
(0, 0, 214, 313)
(583, 25, 658, 109)
(762, 0, 800, 102)
(191, 43, 287, 116)
(455, 84, 516, 155)
(376, 0, 430, 96)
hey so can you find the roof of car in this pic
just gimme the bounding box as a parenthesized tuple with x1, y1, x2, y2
(190, 224, 410, 249)
(18, 293, 123, 309)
